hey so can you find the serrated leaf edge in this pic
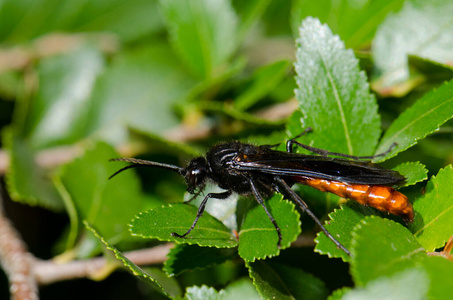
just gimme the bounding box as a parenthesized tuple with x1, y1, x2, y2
(239, 197, 301, 263)
(394, 161, 428, 187)
(412, 165, 453, 246)
(313, 204, 350, 262)
(83, 221, 174, 298)
(376, 80, 453, 160)
(128, 204, 238, 249)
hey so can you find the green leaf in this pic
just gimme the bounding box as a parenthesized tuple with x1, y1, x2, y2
(201, 102, 284, 126)
(129, 204, 238, 248)
(185, 183, 238, 232)
(59, 142, 144, 243)
(393, 162, 428, 187)
(247, 261, 328, 300)
(234, 60, 291, 110)
(372, 0, 453, 90)
(23, 46, 105, 149)
(238, 194, 301, 262)
(291, 0, 405, 48)
(4, 129, 64, 211)
(160, 0, 238, 79)
(72, 0, 165, 42)
(85, 222, 182, 299)
(408, 55, 453, 83)
(0, 0, 164, 43)
(218, 278, 261, 300)
(315, 202, 381, 262)
(410, 165, 453, 251)
(234, 0, 271, 40)
(350, 216, 425, 286)
(292, 17, 380, 156)
(375, 80, 453, 160)
(86, 44, 197, 145)
(328, 287, 351, 300)
(163, 244, 236, 276)
(185, 285, 219, 300)
(419, 256, 453, 300)
(339, 268, 429, 300)
(128, 127, 203, 158)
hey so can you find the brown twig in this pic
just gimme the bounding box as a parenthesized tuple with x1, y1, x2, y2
(34, 243, 172, 285)
(0, 185, 38, 300)
(0, 179, 172, 296)
(0, 191, 172, 296)
(0, 98, 297, 175)
(427, 236, 453, 262)
(0, 33, 119, 73)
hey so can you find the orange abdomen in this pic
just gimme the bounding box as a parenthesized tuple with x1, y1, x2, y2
(293, 177, 414, 223)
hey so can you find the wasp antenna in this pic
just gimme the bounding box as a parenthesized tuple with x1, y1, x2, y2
(109, 158, 184, 179)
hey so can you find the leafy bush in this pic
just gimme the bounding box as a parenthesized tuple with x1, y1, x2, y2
(0, 0, 452, 299)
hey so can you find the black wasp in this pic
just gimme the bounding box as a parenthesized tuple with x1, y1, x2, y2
(110, 129, 413, 256)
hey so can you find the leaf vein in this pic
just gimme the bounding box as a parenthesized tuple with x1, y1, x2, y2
(380, 95, 453, 151)
(414, 201, 453, 236)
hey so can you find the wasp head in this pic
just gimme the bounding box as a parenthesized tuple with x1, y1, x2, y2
(184, 157, 209, 194)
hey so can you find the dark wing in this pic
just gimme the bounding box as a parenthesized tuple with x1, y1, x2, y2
(232, 148, 405, 185)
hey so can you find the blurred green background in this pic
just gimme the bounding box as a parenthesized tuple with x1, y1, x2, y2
(1, 0, 452, 299)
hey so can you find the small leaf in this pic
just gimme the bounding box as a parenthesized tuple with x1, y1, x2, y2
(350, 216, 425, 286)
(234, 0, 271, 40)
(393, 162, 428, 187)
(419, 256, 453, 300)
(85, 222, 182, 299)
(218, 278, 261, 300)
(59, 142, 144, 242)
(73, 0, 165, 42)
(4, 130, 64, 211)
(293, 17, 380, 156)
(291, 0, 405, 48)
(0, 0, 164, 43)
(163, 244, 236, 276)
(160, 0, 238, 79)
(184, 285, 219, 300)
(339, 268, 429, 300)
(410, 165, 453, 251)
(328, 287, 352, 300)
(315, 202, 381, 262)
(130, 204, 238, 248)
(408, 55, 453, 82)
(234, 60, 291, 110)
(372, 0, 453, 90)
(24, 46, 105, 149)
(238, 194, 301, 262)
(86, 44, 197, 145)
(247, 261, 328, 300)
(375, 80, 453, 160)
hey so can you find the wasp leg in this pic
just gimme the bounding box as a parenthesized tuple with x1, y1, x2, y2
(287, 138, 396, 160)
(249, 179, 283, 249)
(171, 191, 232, 239)
(184, 189, 204, 204)
(275, 176, 351, 256)
(263, 128, 314, 150)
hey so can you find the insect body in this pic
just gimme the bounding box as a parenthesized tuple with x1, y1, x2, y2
(296, 177, 413, 223)
(110, 139, 413, 256)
